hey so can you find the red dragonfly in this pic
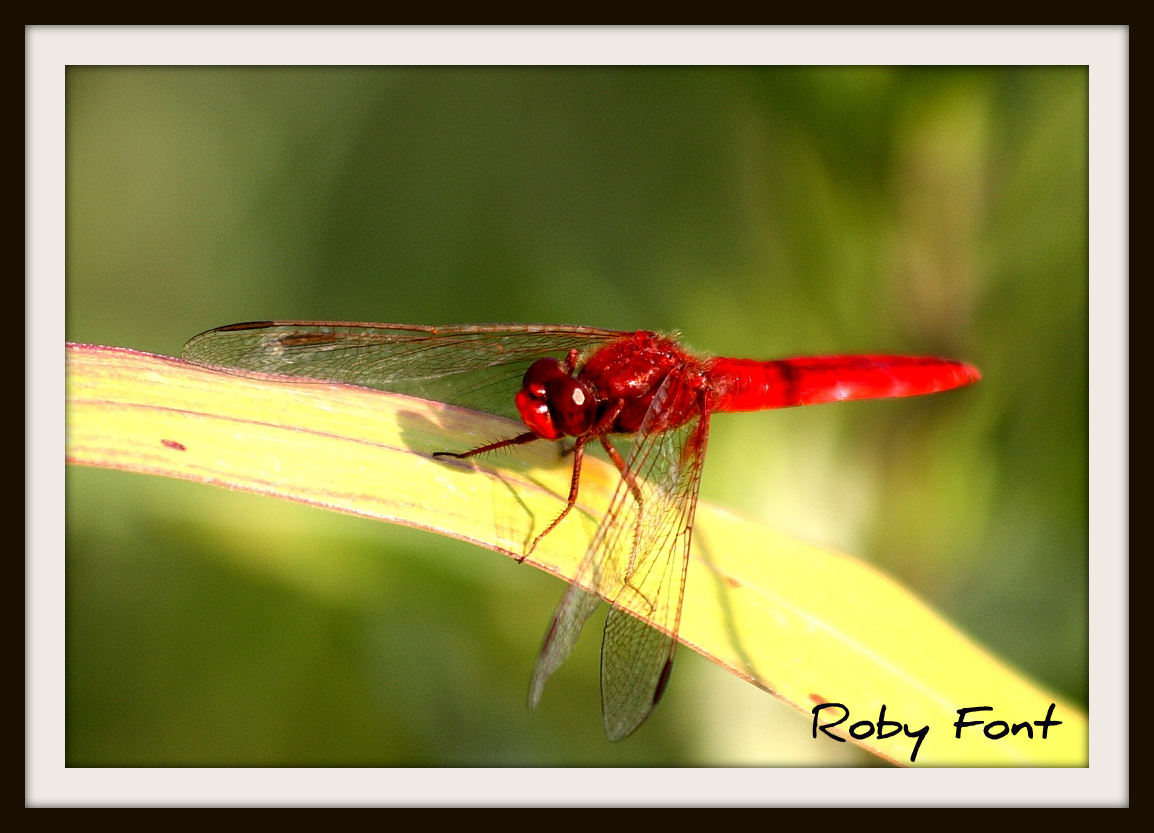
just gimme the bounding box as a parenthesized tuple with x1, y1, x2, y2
(183, 322, 980, 741)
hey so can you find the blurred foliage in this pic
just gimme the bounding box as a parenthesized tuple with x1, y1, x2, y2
(66, 66, 1086, 766)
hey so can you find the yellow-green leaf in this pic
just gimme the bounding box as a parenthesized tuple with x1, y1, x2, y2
(65, 342, 1087, 765)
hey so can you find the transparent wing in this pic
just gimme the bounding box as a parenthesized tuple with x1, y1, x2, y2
(528, 373, 710, 741)
(182, 321, 631, 421)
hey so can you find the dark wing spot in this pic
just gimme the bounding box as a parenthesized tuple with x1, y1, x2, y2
(215, 321, 276, 332)
(652, 657, 675, 706)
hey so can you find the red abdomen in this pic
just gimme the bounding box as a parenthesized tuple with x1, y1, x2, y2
(706, 355, 981, 413)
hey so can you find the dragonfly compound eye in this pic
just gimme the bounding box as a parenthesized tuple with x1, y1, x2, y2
(522, 357, 565, 397)
(514, 360, 597, 439)
(516, 389, 563, 439)
(545, 375, 597, 436)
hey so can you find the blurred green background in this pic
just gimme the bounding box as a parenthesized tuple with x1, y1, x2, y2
(66, 66, 1087, 766)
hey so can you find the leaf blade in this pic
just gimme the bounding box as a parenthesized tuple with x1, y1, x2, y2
(65, 342, 1086, 765)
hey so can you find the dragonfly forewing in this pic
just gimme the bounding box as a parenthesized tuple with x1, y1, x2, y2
(182, 321, 630, 422)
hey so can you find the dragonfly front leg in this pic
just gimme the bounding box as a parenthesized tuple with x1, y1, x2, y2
(432, 431, 540, 460)
(435, 432, 562, 563)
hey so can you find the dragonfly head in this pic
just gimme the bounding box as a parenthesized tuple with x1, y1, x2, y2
(516, 357, 598, 440)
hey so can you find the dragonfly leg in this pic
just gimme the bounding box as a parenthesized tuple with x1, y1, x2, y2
(524, 399, 630, 559)
(598, 436, 643, 506)
(598, 434, 649, 584)
(524, 438, 588, 561)
(562, 348, 580, 374)
(432, 431, 540, 460)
